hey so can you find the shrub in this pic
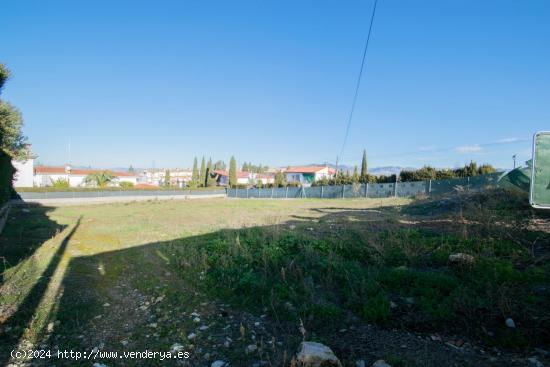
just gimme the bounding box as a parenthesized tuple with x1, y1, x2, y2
(119, 181, 134, 188)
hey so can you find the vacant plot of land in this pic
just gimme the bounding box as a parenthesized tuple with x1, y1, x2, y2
(0, 193, 548, 366)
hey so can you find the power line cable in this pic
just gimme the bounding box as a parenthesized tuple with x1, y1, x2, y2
(338, 0, 379, 163)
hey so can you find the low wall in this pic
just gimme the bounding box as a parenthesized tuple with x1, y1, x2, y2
(14, 189, 227, 206)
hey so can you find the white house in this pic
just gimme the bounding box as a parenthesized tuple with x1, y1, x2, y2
(12, 144, 36, 188)
(34, 165, 138, 187)
(139, 169, 193, 187)
(13, 158, 35, 187)
(285, 166, 336, 186)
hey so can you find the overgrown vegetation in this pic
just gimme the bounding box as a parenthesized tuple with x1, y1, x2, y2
(174, 189, 549, 349)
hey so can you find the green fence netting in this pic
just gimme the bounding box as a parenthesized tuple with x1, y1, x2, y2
(531, 132, 550, 208)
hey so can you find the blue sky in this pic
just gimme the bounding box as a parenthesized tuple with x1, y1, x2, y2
(1, 0, 548, 170)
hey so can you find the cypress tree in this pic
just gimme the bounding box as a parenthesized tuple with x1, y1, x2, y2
(191, 157, 199, 187)
(199, 156, 206, 187)
(229, 156, 237, 188)
(164, 169, 171, 187)
(361, 149, 368, 182)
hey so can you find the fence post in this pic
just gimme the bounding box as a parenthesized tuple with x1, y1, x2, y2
(321, 185, 324, 198)
(246, 188, 249, 198)
(394, 181, 398, 197)
(285, 186, 288, 199)
(428, 180, 432, 195)
(467, 176, 470, 191)
(365, 183, 368, 198)
(342, 185, 345, 199)
(271, 187, 274, 199)
(259, 188, 261, 198)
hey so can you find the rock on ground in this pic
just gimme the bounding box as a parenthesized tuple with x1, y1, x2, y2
(296, 341, 342, 367)
(448, 253, 475, 265)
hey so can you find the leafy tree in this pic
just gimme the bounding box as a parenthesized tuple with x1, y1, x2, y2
(213, 160, 226, 170)
(360, 149, 368, 182)
(128, 165, 135, 173)
(206, 157, 216, 186)
(353, 165, 360, 183)
(229, 156, 237, 188)
(199, 157, 206, 187)
(191, 157, 199, 187)
(164, 169, 171, 187)
(0, 64, 26, 159)
(274, 171, 286, 187)
(84, 171, 116, 188)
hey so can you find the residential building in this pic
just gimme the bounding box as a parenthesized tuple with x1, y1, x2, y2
(285, 166, 336, 186)
(139, 169, 192, 187)
(34, 165, 138, 187)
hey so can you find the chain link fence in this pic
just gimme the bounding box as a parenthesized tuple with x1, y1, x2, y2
(227, 173, 501, 199)
(17, 189, 226, 200)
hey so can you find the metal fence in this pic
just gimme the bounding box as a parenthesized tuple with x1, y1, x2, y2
(227, 173, 501, 199)
(17, 189, 226, 200)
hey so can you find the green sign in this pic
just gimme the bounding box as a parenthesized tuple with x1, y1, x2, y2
(530, 131, 550, 209)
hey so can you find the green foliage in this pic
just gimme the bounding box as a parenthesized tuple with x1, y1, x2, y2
(0, 150, 15, 205)
(0, 92, 27, 158)
(400, 162, 496, 182)
(229, 156, 237, 188)
(50, 177, 70, 188)
(242, 162, 268, 173)
(361, 149, 368, 182)
(206, 158, 216, 187)
(191, 157, 199, 188)
(128, 165, 135, 173)
(164, 169, 171, 187)
(199, 157, 206, 187)
(0, 63, 26, 205)
(83, 171, 116, 188)
(119, 181, 134, 188)
(274, 171, 286, 187)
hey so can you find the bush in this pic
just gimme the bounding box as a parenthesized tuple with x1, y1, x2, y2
(0, 150, 15, 205)
(50, 178, 70, 189)
(119, 181, 134, 188)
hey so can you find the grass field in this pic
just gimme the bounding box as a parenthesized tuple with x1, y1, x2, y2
(0, 192, 549, 366)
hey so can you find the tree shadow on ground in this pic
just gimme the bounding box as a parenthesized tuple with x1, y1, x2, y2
(0, 204, 66, 284)
(0, 207, 79, 366)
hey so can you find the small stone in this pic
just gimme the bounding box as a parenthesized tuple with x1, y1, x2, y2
(103, 303, 110, 307)
(148, 323, 158, 328)
(203, 353, 211, 360)
(390, 301, 397, 309)
(199, 325, 209, 331)
(254, 322, 260, 327)
(505, 318, 516, 328)
(372, 360, 392, 367)
(245, 344, 258, 354)
(47, 322, 54, 332)
(211, 361, 226, 367)
(187, 333, 196, 340)
(121, 340, 128, 346)
(296, 342, 342, 366)
(356, 360, 366, 367)
(193, 317, 201, 323)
